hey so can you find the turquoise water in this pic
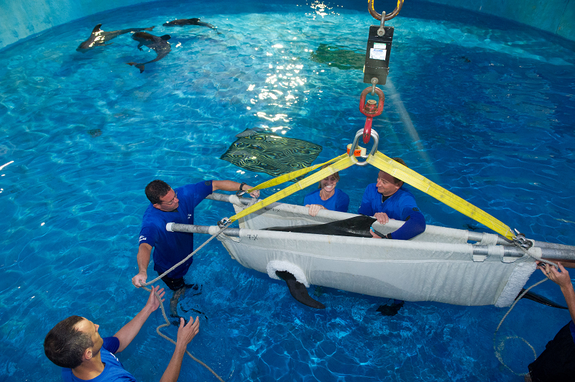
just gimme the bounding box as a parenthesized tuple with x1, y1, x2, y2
(1, 0, 575, 381)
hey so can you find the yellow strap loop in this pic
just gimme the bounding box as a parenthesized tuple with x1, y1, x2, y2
(246, 154, 349, 192)
(229, 155, 357, 223)
(367, 151, 515, 240)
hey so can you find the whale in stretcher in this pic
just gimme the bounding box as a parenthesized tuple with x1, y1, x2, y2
(167, 194, 575, 315)
(266, 215, 568, 313)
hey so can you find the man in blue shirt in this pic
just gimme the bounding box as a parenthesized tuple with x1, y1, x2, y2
(358, 158, 425, 316)
(44, 286, 200, 382)
(131, 179, 259, 314)
(358, 158, 425, 240)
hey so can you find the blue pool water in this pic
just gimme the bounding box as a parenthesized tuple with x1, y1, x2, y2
(1, 0, 575, 381)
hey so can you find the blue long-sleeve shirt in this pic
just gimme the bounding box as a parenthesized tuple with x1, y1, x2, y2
(358, 183, 426, 240)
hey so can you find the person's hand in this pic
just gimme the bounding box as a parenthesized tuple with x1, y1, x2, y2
(177, 316, 200, 347)
(374, 212, 390, 225)
(307, 204, 324, 217)
(370, 227, 382, 239)
(246, 186, 259, 199)
(538, 261, 571, 288)
(132, 272, 147, 288)
(146, 285, 165, 311)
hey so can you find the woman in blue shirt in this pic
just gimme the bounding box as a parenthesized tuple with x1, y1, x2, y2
(304, 172, 350, 216)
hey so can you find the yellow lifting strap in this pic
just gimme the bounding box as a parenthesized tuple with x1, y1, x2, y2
(247, 154, 349, 192)
(367, 151, 516, 240)
(228, 154, 357, 223)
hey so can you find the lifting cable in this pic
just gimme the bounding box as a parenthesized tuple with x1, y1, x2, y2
(224, 125, 517, 242)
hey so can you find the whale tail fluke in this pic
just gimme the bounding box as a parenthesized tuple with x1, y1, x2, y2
(127, 62, 145, 73)
(377, 300, 404, 316)
(276, 271, 325, 309)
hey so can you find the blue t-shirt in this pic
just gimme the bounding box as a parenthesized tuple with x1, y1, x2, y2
(358, 183, 426, 240)
(304, 188, 349, 213)
(139, 181, 213, 278)
(62, 337, 136, 382)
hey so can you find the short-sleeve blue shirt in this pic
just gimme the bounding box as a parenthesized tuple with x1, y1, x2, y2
(61, 337, 136, 382)
(303, 188, 349, 213)
(139, 181, 213, 278)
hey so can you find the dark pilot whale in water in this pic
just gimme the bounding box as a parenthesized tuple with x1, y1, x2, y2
(267, 215, 569, 314)
(127, 32, 171, 73)
(76, 24, 155, 52)
(163, 18, 219, 33)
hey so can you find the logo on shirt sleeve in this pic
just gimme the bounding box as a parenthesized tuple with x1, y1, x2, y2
(139, 235, 147, 243)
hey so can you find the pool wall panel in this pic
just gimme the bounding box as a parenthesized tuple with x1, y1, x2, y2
(0, 0, 573, 50)
(424, 0, 574, 42)
(0, 0, 157, 50)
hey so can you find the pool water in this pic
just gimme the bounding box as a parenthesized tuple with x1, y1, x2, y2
(1, 0, 574, 381)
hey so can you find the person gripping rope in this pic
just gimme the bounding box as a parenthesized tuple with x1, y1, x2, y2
(525, 262, 575, 382)
(131, 179, 259, 314)
(44, 286, 201, 382)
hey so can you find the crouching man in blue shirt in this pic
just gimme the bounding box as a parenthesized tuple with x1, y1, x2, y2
(358, 157, 426, 240)
(44, 286, 200, 382)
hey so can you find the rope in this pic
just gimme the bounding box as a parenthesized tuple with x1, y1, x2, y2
(138, 224, 231, 381)
(141, 222, 231, 287)
(140, 285, 225, 382)
(493, 243, 559, 376)
(493, 277, 547, 376)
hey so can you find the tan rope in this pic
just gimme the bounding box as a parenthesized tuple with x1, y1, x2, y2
(138, 224, 231, 381)
(493, 242, 557, 376)
(141, 285, 225, 382)
(141, 222, 231, 287)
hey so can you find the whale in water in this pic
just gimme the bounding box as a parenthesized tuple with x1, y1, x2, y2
(76, 24, 155, 52)
(126, 32, 171, 73)
(163, 18, 219, 33)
